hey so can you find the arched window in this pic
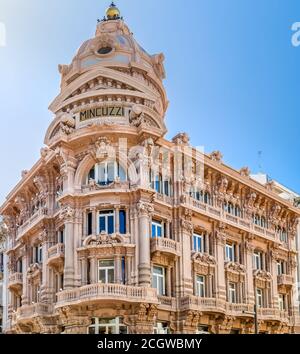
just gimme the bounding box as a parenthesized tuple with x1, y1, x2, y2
(87, 161, 126, 186)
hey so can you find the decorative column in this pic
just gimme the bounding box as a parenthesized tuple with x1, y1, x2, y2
(166, 266, 172, 296)
(20, 245, 30, 306)
(245, 235, 255, 305)
(115, 255, 122, 284)
(137, 202, 153, 287)
(40, 228, 55, 303)
(60, 205, 76, 289)
(270, 247, 279, 308)
(126, 255, 132, 285)
(214, 223, 227, 301)
(90, 257, 97, 284)
(81, 258, 88, 286)
(180, 209, 194, 295)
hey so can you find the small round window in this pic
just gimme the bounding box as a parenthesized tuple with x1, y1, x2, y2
(97, 46, 113, 55)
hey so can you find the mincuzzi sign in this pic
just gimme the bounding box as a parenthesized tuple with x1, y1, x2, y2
(79, 106, 125, 122)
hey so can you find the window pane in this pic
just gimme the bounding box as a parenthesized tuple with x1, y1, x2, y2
(108, 215, 114, 234)
(118, 164, 126, 181)
(152, 224, 156, 238)
(98, 163, 106, 184)
(99, 269, 106, 283)
(158, 277, 164, 295)
(99, 260, 114, 267)
(157, 225, 162, 237)
(153, 266, 163, 275)
(99, 216, 106, 233)
(119, 210, 126, 234)
(107, 162, 115, 183)
(89, 327, 96, 334)
(108, 268, 114, 283)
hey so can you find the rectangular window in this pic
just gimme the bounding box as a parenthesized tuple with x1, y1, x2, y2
(253, 251, 262, 270)
(152, 266, 165, 296)
(99, 210, 115, 234)
(256, 288, 263, 308)
(88, 317, 127, 335)
(277, 261, 285, 275)
(228, 282, 237, 303)
(98, 260, 115, 284)
(196, 275, 205, 297)
(87, 212, 93, 236)
(58, 228, 65, 243)
(152, 221, 163, 238)
(278, 294, 286, 311)
(193, 233, 204, 253)
(153, 322, 170, 334)
(119, 210, 126, 234)
(225, 243, 235, 262)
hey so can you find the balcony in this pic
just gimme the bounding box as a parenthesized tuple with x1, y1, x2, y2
(14, 303, 54, 322)
(182, 196, 276, 240)
(225, 303, 254, 317)
(150, 237, 181, 257)
(16, 208, 49, 239)
(8, 273, 23, 292)
(257, 308, 289, 322)
(158, 296, 177, 310)
(47, 243, 65, 268)
(56, 283, 158, 307)
(277, 274, 294, 288)
(154, 193, 173, 206)
(180, 296, 226, 313)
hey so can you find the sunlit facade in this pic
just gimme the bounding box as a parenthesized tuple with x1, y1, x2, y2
(1, 4, 300, 334)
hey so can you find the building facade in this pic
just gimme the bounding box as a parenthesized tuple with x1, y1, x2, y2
(0, 220, 7, 333)
(1, 3, 300, 334)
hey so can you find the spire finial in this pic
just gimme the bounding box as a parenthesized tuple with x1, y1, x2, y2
(105, 2, 121, 20)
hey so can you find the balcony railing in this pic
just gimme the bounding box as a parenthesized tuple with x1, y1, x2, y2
(180, 296, 226, 313)
(16, 303, 54, 320)
(47, 243, 65, 267)
(151, 237, 181, 256)
(16, 208, 48, 239)
(183, 196, 276, 240)
(56, 283, 158, 307)
(257, 308, 289, 321)
(277, 274, 294, 287)
(158, 296, 177, 310)
(8, 272, 23, 290)
(155, 193, 173, 205)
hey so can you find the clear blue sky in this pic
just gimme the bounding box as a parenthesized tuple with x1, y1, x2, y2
(0, 0, 300, 204)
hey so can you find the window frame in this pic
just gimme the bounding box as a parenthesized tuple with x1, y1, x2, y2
(98, 210, 115, 234)
(98, 259, 115, 284)
(152, 266, 166, 296)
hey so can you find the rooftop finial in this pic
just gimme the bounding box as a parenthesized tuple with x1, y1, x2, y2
(105, 2, 121, 20)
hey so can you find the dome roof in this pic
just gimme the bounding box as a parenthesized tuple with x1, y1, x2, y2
(106, 2, 121, 20)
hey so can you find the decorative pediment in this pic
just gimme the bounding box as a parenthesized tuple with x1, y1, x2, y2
(225, 261, 246, 273)
(84, 232, 126, 246)
(253, 269, 272, 281)
(192, 252, 216, 265)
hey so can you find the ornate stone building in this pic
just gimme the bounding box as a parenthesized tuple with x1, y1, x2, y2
(0, 220, 7, 333)
(1, 3, 300, 334)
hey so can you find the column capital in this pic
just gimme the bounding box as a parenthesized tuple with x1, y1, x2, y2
(59, 205, 75, 222)
(180, 218, 193, 234)
(137, 201, 154, 217)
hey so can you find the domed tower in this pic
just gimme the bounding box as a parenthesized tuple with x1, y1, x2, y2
(45, 3, 168, 147)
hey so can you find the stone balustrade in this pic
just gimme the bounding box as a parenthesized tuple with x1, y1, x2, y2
(16, 208, 49, 239)
(184, 196, 277, 240)
(8, 272, 23, 290)
(56, 283, 158, 307)
(157, 296, 177, 310)
(150, 237, 181, 256)
(257, 308, 289, 321)
(277, 274, 294, 287)
(48, 243, 65, 259)
(16, 303, 54, 320)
